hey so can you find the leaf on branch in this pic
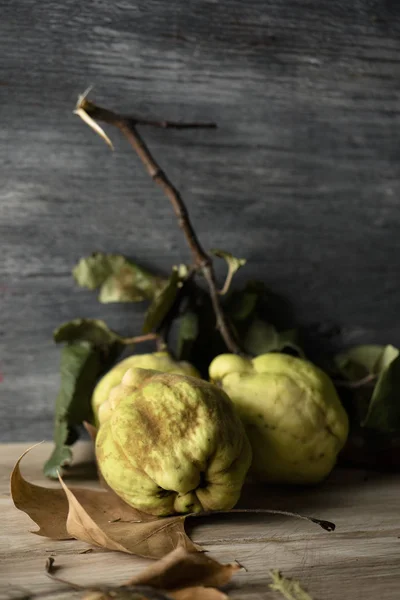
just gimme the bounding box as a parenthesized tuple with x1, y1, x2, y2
(269, 570, 313, 600)
(243, 319, 303, 357)
(73, 252, 166, 304)
(210, 249, 246, 295)
(335, 344, 400, 432)
(176, 311, 199, 360)
(226, 284, 261, 322)
(142, 268, 181, 334)
(54, 318, 123, 347)
(226, 281, 294, 340)
(12, 446, 202, 559)
(335, 345, 398, 381)
(44, 342, 104, 479)
(363, 353, 400, 432)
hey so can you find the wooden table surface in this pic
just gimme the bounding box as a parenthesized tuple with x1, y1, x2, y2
(0, 442, 399, 599)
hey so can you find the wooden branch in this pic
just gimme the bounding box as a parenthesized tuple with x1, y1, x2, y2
(76, 95, 241, 354)
(130, 117, 217, 129)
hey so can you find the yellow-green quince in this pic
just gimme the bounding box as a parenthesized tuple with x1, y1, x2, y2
(92, 351, 200, 426)
(95, 368, 252, 516)
(209, 353, 349, 484)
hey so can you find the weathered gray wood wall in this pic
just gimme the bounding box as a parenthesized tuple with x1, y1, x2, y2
(1, 0, 400, 441)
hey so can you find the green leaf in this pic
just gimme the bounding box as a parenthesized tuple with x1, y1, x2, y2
(376, 344, 399, 372)
(211, 249, 246, 273)
(142, 268, 180, 334)
(335, 345, 390, 380)
(363, 351, 400, 432)
(211, 249, 246, 294)
(44, 342, 103, 479)
(226, 281, 270, 322)
(72, 252, 166, 303)
(275, 328, 305, 357)
(243, 319, 303, 357)
(53, 318, 123, 346)
(43, 435, 73, 480)
(227, 289, 260, 321)
(176, 310, 199, 360)
(335, 344, 400, 433)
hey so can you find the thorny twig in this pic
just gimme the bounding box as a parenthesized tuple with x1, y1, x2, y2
(75, 92, 242, 354)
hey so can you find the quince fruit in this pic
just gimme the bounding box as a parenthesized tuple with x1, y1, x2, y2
(95, 368, 252, 515)
(209, 353, 349, 484)
(92, 351, 200, 426)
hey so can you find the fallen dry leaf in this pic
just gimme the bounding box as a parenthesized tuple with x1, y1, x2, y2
(170, 587, 228, 600)
(46, 557, 173, 599)
(125, 546, 240, 590)
(83, 586, 228, 600)
(11, 445, 143, 540)
(82, 588, 172, 600)
(46, 551, 233, 600)
(11, 446, 335, 560)
(11, 446, 201, 558)
(11, 444, 75, 539)
(58, 475, 200, 557)
(83, 421, 98, 442)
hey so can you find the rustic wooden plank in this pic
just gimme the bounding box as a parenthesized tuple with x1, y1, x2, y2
(1, 442, 399, 599)
(2, 0, 400, 440)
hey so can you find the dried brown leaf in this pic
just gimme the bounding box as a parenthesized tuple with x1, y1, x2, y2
(59, 474, 201, 557)
(11, 446, 201, 559)
(170, 587, 228, 600)
(125, 546, 240, 590)
(11, 445, 136, 540)
(82, 589, 173, 600)
(11, 444, 72, 539)
(83, 421, 98, 443)
(74, 90, 114, 150)
(83, 587, 225, 600)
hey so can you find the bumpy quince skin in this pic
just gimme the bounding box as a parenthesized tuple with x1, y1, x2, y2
(95, 368, 252, 516)
(209, 353, 349, 484)
(92, 351, 200, 426)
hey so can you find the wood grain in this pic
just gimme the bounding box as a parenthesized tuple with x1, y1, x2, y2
(1, 442, 400, 599)
(1, 0, 400, 440)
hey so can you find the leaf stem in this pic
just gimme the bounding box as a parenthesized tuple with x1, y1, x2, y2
(191, 508, 335, 532)
(218, 265, 236, 296)
(122, 332, 160, 345)
(76, 96, 241, 355)
(334, 373, 377, 389)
